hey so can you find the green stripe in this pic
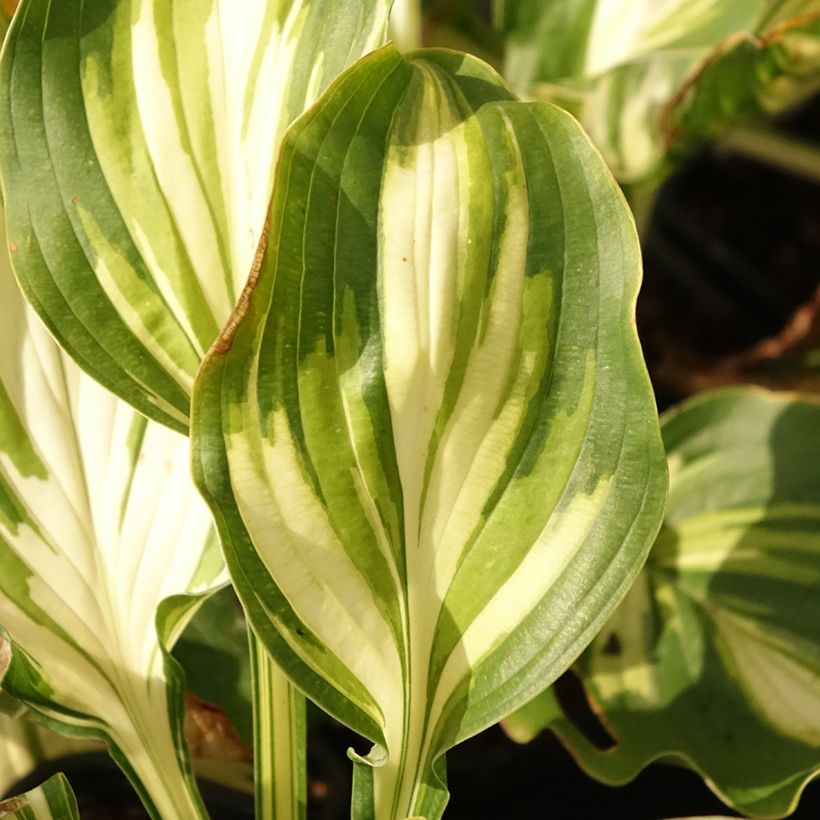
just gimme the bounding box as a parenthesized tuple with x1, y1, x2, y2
(250, 629, 306, 820)
(0, 773, 80, 820)
(0, 0, 393, 431)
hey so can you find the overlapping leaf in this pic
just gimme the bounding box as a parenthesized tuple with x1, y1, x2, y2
(0, 240, 225, 817)
(193, 44, 667, 819)
(664, 14, 820, 151)
(506, 388, 820, 818)
(0, 0, 392, 432)
(497, 1, 820, 181)
(0, 774, 78, 820)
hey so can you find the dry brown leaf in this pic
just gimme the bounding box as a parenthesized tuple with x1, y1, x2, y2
(652, 285, 820, 398)
(183, 691, 252, 763)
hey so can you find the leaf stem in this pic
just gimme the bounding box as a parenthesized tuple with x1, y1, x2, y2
(388, 0, 423, 51)
(721, 126, 820, 184)
(249, 630, 306, 820)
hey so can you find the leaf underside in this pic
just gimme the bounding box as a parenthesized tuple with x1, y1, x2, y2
(0, 217, 224, 818)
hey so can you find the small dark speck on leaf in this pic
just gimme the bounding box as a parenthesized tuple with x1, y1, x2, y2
(602, 633, 622, 656)
(71, 196, 79, 205)
(296, 628, 305, 637)
(402, 256, 407, 262)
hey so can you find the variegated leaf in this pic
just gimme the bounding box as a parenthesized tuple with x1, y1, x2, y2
(0, 774, 78, 820)
(0, 0, 392, 432)
(0, 241, 225, 818)
(664, 14, 820, 152)
(506, 388, 820, 818)
(192, 44, 667, 819)
(499, 0, 776, 82)
(0, 688, 254, 803)
(496, 0, 820, 181)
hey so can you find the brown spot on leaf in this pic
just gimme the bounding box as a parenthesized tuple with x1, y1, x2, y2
(71, 196, 79, 205)
(0, 0, 19, 19)
(8, 242, 17, 254)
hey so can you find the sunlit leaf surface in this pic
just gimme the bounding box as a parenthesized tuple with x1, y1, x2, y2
(193, 44, 667, 819)
(0, 0, 392, 430)
(497, 0, 820, 180)
(0, 234, 224, 818)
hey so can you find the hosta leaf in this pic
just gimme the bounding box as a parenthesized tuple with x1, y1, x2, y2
(0, 242, 225, 817)
(507, 388, 820, 818)
(664, 14, 820, 153)
(497, 1, 820, 181)
(3, 631, 252, 801)
(192, 44, 667, 819)
(0, 0, 392, 432)
(498, 0, 773, 84)
(0, 773, 78, 820)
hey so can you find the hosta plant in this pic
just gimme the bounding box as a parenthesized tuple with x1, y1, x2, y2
(0, 1, 817, 819)
(191, 42, 667, 819)
(496, 0, 820, 194)
(0, 0, 668, 816)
